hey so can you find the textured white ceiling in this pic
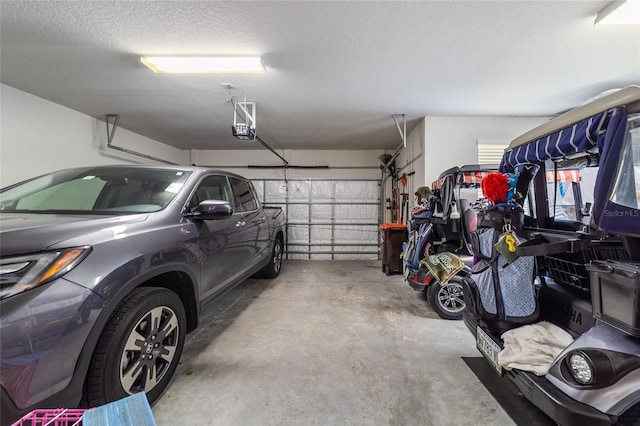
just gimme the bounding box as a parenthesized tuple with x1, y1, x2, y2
(1, 1, 638, 151)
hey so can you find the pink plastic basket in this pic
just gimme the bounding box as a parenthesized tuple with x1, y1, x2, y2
(11, 408, 87, 426)
(11, 392, 156, 426)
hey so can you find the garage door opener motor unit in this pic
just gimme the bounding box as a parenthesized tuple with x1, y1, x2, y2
(232, 100, 256, 140)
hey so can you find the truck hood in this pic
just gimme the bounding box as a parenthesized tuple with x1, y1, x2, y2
(0, 213, 149, 256)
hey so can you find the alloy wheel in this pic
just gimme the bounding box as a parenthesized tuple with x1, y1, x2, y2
(119, 305, 180, 394)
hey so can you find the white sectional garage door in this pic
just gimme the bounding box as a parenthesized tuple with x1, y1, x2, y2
(252, 179, 381, 260)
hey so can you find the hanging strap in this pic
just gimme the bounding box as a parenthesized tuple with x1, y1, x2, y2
(552, 161, 558, 226)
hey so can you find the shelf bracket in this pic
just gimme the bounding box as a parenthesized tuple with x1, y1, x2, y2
(106, 114, 120, 146)
(392, 114, 406, 148)
(104, 114, 177, 165)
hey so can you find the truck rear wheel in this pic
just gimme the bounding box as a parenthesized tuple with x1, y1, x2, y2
(260, 236, 283, 278)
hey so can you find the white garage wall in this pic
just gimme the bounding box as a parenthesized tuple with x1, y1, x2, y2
(422, 116, 551, 187)
(386, 118, 426, 222)
(0, 84, 188, 186)
(400, 118, 426, 193)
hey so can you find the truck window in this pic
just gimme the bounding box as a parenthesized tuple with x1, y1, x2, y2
(229, 177, 258, 212)
(191, 175, 234, 210)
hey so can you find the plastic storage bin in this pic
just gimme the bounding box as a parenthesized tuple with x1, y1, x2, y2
(11, 408, 86, 426)
(587, 260, 640, 337)
(11, 392, 156, 426)
(380, 223, 407, 276)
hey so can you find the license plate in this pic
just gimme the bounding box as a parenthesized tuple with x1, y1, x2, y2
(476, 326, 503, 375)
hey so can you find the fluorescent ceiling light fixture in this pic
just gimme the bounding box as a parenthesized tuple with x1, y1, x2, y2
(594, 0, 640, 24)
(140, 56, 265, 73)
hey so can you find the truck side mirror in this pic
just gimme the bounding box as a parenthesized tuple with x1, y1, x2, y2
(193, 200, 233, 220)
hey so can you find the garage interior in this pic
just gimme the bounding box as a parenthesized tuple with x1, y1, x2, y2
(1, 1, 639, 425)
(150, 260, 552, 426)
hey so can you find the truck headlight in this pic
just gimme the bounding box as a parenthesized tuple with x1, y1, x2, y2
(0, 247, 92, 299)
(568, 352, 593, 385)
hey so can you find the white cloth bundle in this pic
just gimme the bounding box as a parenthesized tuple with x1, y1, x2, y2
(498, 321, 574, 376)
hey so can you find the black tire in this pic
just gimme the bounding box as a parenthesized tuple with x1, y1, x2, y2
(427, 278, 465, 320)
(260, 236, 283, 278)
(85, 287, 186, 407)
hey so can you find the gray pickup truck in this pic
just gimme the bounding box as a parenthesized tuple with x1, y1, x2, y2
(0, 165, 286, 424)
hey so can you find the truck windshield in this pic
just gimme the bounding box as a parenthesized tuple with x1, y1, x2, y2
(0, 167, 192, 214)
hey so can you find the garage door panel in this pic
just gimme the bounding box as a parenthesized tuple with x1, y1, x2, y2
(288, 180, 311, 200)
(264, 180, 287, 202)
(287, 204, 309, 221)
(334, 181, 379, 202)
(334, 204, 378, 222)
(254, 178, 381, 260)
(310, 204, 331, 220)
(310, 226, 332, 243)
(309, 181, 333, 201)
(288, 225, 309, 241)
(336, 225, 377, 241)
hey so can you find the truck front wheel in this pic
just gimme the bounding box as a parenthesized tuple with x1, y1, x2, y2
(85, 287, 186, 407)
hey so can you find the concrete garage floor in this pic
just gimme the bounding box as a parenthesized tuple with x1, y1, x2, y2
(152, 260, 520, 425)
